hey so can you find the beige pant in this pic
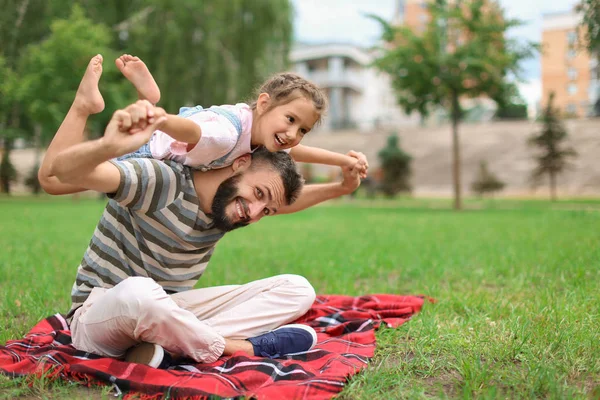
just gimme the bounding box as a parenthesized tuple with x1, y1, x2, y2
(70, 275, 316, 363)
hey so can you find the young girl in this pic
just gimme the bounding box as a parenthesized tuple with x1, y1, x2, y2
(116, 54, 368, 176)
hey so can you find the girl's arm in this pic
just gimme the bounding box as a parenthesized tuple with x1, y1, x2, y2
(290, 145, 369, 178)
(159, 114, 202, 145)
(289, 144, 355, 168)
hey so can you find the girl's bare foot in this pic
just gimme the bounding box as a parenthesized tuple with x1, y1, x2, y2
(116, 54, 161, 104)
(73, 55, 105, 115)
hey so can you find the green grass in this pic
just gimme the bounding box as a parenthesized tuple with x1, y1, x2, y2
(1, 196, 599, 399)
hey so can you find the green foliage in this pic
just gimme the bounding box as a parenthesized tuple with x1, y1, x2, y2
(112, 0, 293, 113)
(494, 82, 528, 119)
(471, 160, 505, 196)
(377, 135, 412, 197)
(16, 5, 119, 143)
(529, 92, 577, 200)
(577, 0, 600, 116)
(577, 0, 600, 56)
(1, 0, 293, 146)
(0, 56, 16, 119)
(495, 102, 528, 119)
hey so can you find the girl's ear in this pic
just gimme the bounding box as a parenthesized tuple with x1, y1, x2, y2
(256, 93, 271, 116)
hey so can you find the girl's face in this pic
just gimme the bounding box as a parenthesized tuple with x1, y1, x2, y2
(253, 95, 320, 152)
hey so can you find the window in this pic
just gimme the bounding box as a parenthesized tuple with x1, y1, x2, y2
(568, 68, 578, 80)
(568, 83, 578, 95)
(419, 13, 429, 22)
(566, 103, 577, 114)
(567, 49, 577, 59)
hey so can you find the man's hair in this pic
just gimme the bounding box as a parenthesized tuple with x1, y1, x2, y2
(250, 148, 304, 205)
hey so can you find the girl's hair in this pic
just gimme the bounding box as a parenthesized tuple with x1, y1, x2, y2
(249, 72, 328, 126)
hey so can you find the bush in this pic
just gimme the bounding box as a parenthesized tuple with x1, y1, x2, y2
(471, 161, 505, 197)
(495, 103, 528, 120)
(25, 164, 42, 195)
(377, 134, 412, 198)
(0, 148, 17, 194)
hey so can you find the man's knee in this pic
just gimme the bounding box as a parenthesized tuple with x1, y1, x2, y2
(279, 274, 316, 311)
(109, 277, 165, 309)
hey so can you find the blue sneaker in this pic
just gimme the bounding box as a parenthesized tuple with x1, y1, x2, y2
(247, 324, 318, 359)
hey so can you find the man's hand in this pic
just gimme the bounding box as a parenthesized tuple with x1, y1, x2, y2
(102, 100, 167, 157)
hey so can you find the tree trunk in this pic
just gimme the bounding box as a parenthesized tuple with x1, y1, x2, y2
(450, 93, 462, 210)
(32, 124, 42, 195)
(0, 139, 14, 195)
(549, 171, 557, 201)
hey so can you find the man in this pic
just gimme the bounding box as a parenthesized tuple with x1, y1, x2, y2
(39, 56, 362, 367)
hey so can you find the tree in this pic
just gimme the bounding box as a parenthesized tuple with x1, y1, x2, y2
(12, 5, 121, 194)
(17, 5, 121, 140)
(529, 92, 577, 201)
(112, 0, 293, 113)
(577, 0, 600, 55)
(471, 161, 505, 197)
(369, 0, 536, 209)
(378, 134, 412, 197)
(577, 0, 600, 115)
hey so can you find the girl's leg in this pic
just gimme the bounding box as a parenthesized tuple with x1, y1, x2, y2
(115, 54, 161, 104)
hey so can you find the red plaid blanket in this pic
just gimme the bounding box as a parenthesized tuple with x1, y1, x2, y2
(0, 294, 426, 400)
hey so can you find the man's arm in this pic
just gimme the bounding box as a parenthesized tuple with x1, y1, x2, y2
(50, 101, 166, 194)
(278, 161, 361, 215)
(290, 144, 356, 167)
(49, 139, 122, 194)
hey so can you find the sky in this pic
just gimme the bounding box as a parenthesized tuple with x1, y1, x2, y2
(291, 0, 580, 106)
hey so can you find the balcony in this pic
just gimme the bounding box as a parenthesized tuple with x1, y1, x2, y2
(305, 69, 364, 93)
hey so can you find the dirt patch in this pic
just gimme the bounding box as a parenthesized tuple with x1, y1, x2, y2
(422, 369, 462, 398)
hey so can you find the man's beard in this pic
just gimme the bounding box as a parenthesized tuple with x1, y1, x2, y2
(211, 174, 249, 232)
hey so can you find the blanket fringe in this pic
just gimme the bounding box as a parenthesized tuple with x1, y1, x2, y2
(123, 393, 213, 400)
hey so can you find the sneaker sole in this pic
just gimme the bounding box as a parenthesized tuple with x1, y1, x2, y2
(125, 342, 164, 368)
(273, 324, 318, 351)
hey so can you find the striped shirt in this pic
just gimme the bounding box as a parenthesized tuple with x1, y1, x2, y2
(69, 158, 225, 314)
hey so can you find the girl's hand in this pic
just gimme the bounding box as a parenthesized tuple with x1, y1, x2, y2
(346, 151, 369, 179)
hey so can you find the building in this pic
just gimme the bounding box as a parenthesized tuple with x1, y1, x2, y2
(291, 43, 419, 132)
(542, 11, 599, 117)
(290, 1, 508, 132)
(396, 0, 431, 32)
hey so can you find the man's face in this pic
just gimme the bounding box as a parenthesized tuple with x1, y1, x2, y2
(211, 166, 286, 232)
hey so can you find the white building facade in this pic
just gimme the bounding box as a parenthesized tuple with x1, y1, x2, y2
(291, 43, 419, 132)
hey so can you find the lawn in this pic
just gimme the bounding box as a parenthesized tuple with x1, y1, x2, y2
(1, 196, 599, 399)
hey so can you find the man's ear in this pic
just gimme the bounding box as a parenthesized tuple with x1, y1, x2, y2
(256, 93, 271, 116)
(231, 154, 252, 173)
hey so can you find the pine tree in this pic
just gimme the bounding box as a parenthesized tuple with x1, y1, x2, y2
(529, 92, 577, 201)
(378, 135, 412, 198)
(471, 161, 505, 197)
